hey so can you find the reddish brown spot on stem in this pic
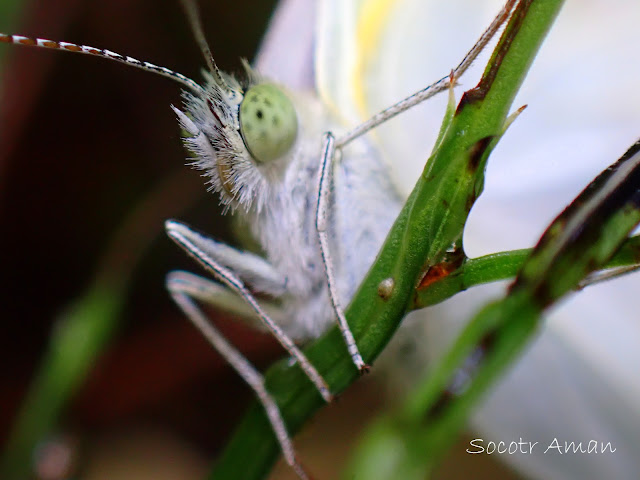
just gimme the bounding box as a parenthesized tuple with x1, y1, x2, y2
(468, 136, 494, 173)
(418, 262, 458, 290)
(19, 37, 37, 46)
(0, 34, 11, 43)
(42, 41, 59, 48)
(457, 0, 532, 111)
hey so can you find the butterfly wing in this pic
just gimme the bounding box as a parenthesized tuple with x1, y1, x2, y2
(254, 0, 316, 90)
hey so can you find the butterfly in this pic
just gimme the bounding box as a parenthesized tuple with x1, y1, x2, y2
(1, 0, 639, 479)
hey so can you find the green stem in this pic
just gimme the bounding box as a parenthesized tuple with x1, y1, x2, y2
(414, 234, 640, 307)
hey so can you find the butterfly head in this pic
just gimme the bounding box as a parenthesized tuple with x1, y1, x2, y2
(175, 63, 299, 212)
(0, 30, 300, 214)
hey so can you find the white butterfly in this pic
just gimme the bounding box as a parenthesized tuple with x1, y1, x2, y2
(1, 0, 639, 479)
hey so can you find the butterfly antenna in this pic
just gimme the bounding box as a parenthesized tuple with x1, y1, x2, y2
(179, 0, 230, 92)
(0, 33, 206, 96)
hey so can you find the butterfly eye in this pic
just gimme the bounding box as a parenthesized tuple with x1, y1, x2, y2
(239, 84, 298, 164)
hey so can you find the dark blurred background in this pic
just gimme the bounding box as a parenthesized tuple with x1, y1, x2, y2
(0, 1, 520, 478)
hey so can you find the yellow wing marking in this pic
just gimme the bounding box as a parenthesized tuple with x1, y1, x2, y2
(353, 0, 401, 120)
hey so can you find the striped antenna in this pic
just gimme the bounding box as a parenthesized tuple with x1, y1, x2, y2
(0, 33, 206, 96)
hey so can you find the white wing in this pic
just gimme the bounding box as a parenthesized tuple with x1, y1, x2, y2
(258, 1, 640, 478)
(254, 0, 316, 90)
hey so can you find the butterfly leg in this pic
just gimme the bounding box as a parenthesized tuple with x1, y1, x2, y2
(315, 132, 368, 372)
(166, 272, 309, 479)
(167, 270, 285, 326)
(165, 224, 290, 298)
(165, 219, 332, 402)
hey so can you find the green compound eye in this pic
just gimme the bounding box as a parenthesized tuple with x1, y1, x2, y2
(239, 84, 298, 164)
